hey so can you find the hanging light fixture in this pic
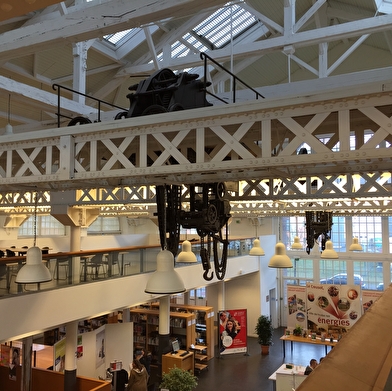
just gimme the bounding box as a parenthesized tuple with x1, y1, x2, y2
(145, 187, 185, 294)
(349, 237, 363, 251)
(320, 240, 339, 259)
(250, 238, 265, 256)
(268, 242, 293, 268)
(320, 211, 338, 259)
(177, 239, 197, 263)
(268, 218, 293, 268)
(291, 236, 303, 250)
(16, 192, 52, 285)
(250, 219, 265, 256)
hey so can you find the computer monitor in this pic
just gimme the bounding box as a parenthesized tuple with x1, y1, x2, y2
(172, 339, 180, 353)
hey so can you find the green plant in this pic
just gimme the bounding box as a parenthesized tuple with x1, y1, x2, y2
(255, 315, 273, 346)
(293, 325, 302, 336)
(160, 366, 198, 391)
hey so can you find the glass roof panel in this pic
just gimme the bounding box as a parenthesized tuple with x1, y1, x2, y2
(193, 3, 257, 49)
(104, 29, 134, 45)
(375, 0, 392, 14)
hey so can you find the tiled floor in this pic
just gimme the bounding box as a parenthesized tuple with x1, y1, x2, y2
(194, 328, 329, 391)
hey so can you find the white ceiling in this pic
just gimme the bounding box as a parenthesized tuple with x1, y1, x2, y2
(0, 0, 392, 131)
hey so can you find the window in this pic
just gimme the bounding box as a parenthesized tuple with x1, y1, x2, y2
(352, 216, 382, 253)
(330, 216, 346, 252)
(19, 215, 65, 237)
(87, 216, 120, 235)
(353, 261, 383, 291)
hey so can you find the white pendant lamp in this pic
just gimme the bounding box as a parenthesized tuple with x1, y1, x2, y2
(349, 237, 363, 251)
(268, 242, 293, 268)
(291, 236, 303, 250)
(320, 240, 339, 259)
(146, 186, 185, 294)
(250, 238, 265, 256)
(16, 192, 52, 284)
(177, 240, 197, 263)
(145, 249, 186, 294)
(15, 246, 52, 284)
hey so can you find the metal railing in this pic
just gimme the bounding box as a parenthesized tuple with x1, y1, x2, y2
(52, 84, 128, 128)
(0, 238, 253, 298)
(200, 52, 265, 104)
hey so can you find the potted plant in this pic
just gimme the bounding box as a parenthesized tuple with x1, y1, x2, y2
(293, 325, 302, 336)
(255, 315, 274, 355)
(160, 366, 198, 391)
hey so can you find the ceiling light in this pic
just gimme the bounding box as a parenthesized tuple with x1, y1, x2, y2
(249, 238, 265, 256)
(16, 191, 52, 285)
(145, 250, 186, 294)
(349, 237, 363, 251)
(320, 240, 339, 259)
(15, 247, 52, 284)
(146, 186, 185, 294)
(268, 242, 293, 268)
(291, 236, 303, 250)
(177, 240, 197, 263)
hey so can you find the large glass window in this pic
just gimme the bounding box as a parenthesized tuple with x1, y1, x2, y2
(330, 216, 346, 252)
(87, 217, 120, 235)
(319, 259, 347, 282)
(283, 258, 314, 285)
(353, 261, 384, 290)
(352, 216, 382, 253)
(19, 215, 65, 237)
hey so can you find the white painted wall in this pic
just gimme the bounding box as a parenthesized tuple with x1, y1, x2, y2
(75, 323, 133, 380)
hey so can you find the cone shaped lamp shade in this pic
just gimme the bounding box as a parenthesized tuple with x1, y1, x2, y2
(320, 240, 339, 259)
(15, 246, 52, 284)
(177, 240, 197, 263)
(268, 242, 293, 268)
(291, 236, 303, 250)
(145, 250, 186, 294)
(249, 238, 265, 256)
(349, 237, 363, 251)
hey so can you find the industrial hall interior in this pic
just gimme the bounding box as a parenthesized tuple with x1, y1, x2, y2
(1, 0, 392, 391)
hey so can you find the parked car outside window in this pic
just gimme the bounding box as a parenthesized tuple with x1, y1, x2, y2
(320, 273, 366, 288)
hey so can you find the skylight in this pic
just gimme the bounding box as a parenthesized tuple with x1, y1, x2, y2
(104, 29, 134, 45)
(193, 3, 257, 49)
(374, 0, 392, 14)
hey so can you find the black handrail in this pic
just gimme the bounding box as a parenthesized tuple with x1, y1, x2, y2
(200, 52, 264, 104)
(52, 84, 128, 128)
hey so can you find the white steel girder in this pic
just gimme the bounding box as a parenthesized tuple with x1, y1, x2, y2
(0, 90, 391, 215)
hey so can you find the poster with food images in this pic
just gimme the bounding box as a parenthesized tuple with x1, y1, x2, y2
(361, 290, 383, 314)
(306, 282, 361, 336)
(286, 285, 307, 331)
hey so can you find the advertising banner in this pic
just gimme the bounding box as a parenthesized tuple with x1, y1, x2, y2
(306, 282, 361, 336)
(361, 290, 383, 313)
(218, 309, 247, 355)
(286, 285, 307, 331)
(54, 338, 66, 372)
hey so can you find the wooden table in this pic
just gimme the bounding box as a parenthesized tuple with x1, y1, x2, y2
(162, 350, 194, 374)
(280, 334, 337, 357)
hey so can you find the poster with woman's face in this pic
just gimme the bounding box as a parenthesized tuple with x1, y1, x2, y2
(219, 309, 247, 355)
